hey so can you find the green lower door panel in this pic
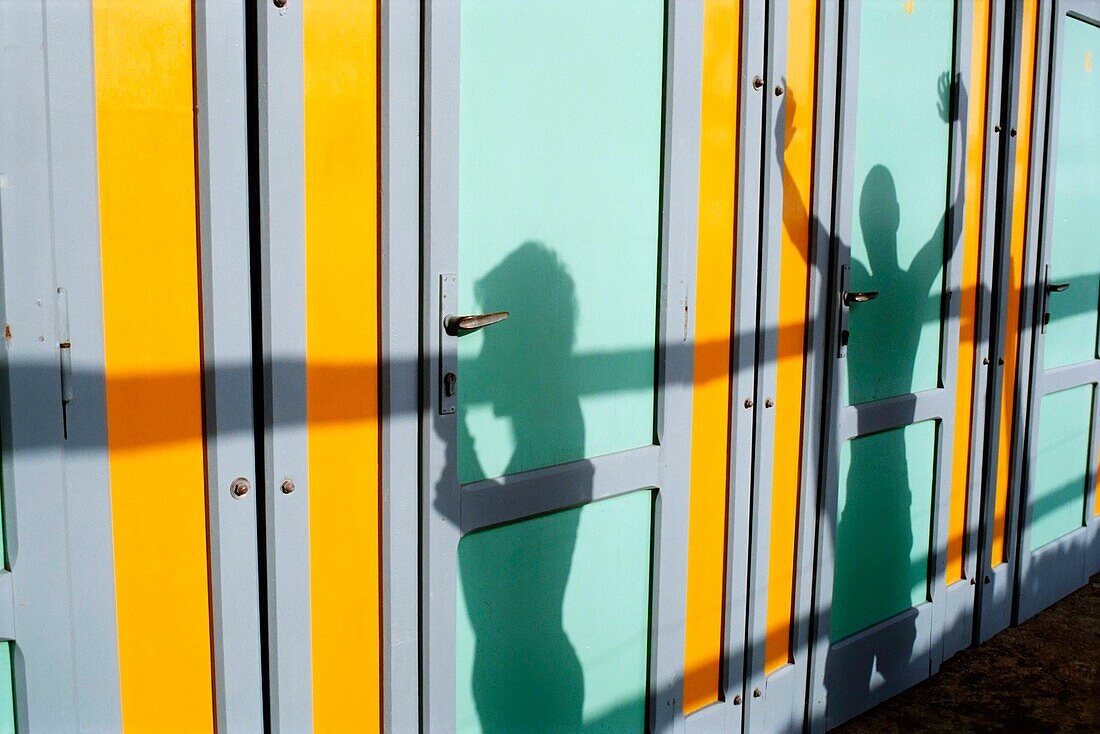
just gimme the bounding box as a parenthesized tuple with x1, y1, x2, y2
(456, 491, 653, 733)
(1030, 386, 1093, 551)
(832, 421, 937, 642)
(0, 643, 12, 734)
(1043, 17, 1100, 370)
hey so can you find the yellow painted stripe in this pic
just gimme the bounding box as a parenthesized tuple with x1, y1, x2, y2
(948, 0, 991, 583)
(684, 0, 739, 714)
(92, 3, 215, 731)
(304, 2, 382, 730)
(764, 0, 817, 675)
(993, 0, 1039, 567)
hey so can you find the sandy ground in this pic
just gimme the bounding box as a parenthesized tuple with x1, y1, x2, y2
(836, 574, 1099, 733)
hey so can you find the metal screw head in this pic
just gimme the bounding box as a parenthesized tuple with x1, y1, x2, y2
(281, 478, 296, 495)
(733, 695, 742, 705)
(994, 125, 1002, 133)
(774, 85, 784, 96)
(231, 477, 251, 499)
(744, 398, 754, 409)
(273, 0, 287, 7)
(998, 357, 1004, 365)
(752, 75, 764, 90)
(753, 688, 762, 698)
(983, 357, 990, 365)
(1010, 128, 1017, 137)
(764, 398, 774, 408)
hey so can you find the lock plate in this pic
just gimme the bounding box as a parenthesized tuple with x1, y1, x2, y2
(440, 274, 458, 415)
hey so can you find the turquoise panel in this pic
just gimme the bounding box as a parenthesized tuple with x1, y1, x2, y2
(832, 421, 937, 642)
(0, 643, 13, 734)
(457, 1, 665, 482)
(845, 0, 955, 405)
(456, 491, 653, 733)
(1030, 386, 1092, 551)
(1042, 17, 1100, 369)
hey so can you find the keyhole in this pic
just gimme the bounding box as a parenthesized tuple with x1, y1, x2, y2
(444, 372, 457, 397)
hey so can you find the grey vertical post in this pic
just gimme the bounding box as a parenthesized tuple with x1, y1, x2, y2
(379, 1, 422, 732)
(0, 1, 80, 730)
(254, 0, 313, 730)
(651, 1, 703, 731)
(40, 0, 125, 730)
(195, 1, 266, 730)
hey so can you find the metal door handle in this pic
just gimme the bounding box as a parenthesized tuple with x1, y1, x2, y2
(1046, 282, 1070, 293)
(444, 311, 509, 335)
(843, 290, 879, 306)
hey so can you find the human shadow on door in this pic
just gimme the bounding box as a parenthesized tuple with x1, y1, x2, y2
(824, 70, 966, 715)
(435, 242, 647, 733)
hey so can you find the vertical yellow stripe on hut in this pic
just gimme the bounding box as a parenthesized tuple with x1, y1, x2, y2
(684, 0, 740, 715)
(304, 2, 382, 729)
(947, 0, 991, 583)
(993, 0, 1039, 566)
(92, 2, 215, 730)
(764, 0, 818, 675)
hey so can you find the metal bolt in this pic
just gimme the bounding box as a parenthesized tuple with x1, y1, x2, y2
(983, 357, 990, 365)
(774, 85, 784, 96)
(765, 398, 774, 408)
(984, 575, 991, 584)
(231, 477, 251, 499)
(752, 75, 764, 91)
(994, 125, 1001, 133)
(753, 688, 762, 698)
(744, 398, 754, 409)
(733, 695, 742, 705)
(281, 477, 296, 494)
(1010, 128, 1017, 137)
(998, 357, 1004, 365)
(274, 0, 287, 7)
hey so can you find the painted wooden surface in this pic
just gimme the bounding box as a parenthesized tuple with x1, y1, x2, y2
(833, 421, 937, 642)
(1030, 386, 1092, 551)
(685, 0, 739, 712)
(992, 0, 1039, 567)
(766, 0, 818, 674)
(456, 491, 653, 733)
(304, 2, 382, 729)
(92, 2, 214, 729)
(456, 0, 665, 482)
(845, 0, 955, 406)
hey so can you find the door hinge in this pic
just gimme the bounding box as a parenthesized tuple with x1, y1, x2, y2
(56, 287, 72, 439)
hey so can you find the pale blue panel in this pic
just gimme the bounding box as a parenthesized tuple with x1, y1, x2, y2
(1043, 17, 1100, 369)
(457, 1, 665, 482)
(1030, 386, 1092, 551)
(456, 491, 653, 732)
(846, 0, 956, 405)
(832, 421, 938, 642)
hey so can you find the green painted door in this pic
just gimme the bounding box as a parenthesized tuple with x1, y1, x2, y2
(424, 2, 678, 731)
(1017, 9, 1100, 619)
(820, 0, 961, 726)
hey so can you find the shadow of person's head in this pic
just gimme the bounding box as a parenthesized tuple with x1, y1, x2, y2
(473, 241, 578, 419)
(859, 164, 900, 275)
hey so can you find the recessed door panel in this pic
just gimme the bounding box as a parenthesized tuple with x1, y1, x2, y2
(845, 0, 955, 406)
(456, 491, 653, 733)
(457, 0, 665, 482)
(832, 421, 937, 641)
(1030, 386, 1092, 551)
(1042, 17, 1100, 370)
